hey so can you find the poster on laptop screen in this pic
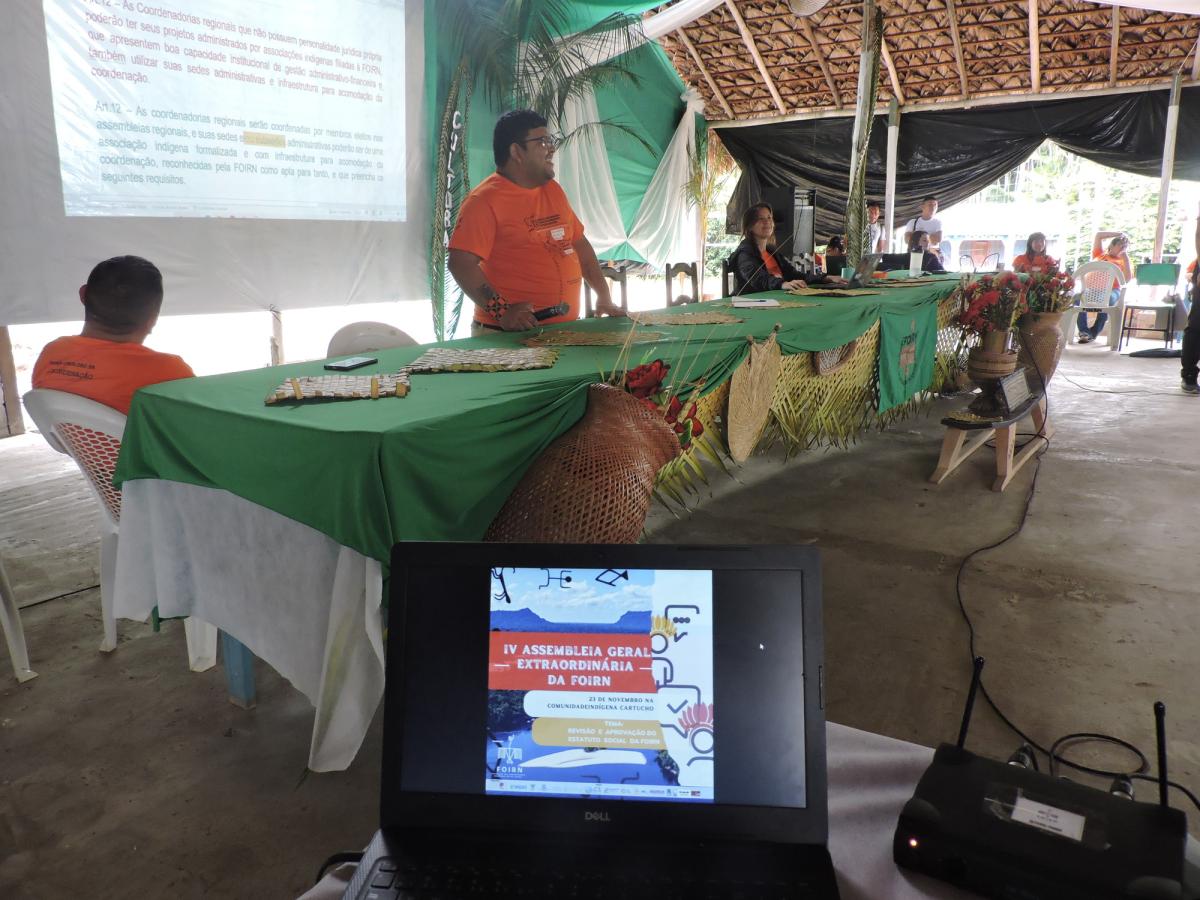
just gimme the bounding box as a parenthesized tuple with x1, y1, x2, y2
(486, 567, 714, 803)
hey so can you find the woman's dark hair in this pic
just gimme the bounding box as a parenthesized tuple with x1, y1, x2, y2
(907, 230, 928, 252)
(826, 235, 845, 252)
(741, 203, 774, 242)
(1026, 232, 1047, 254)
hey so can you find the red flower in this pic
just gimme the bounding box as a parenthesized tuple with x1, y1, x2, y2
(691, 418, 704, 437)
(625, 359, 669, 398)
(664, 395, 683, 423)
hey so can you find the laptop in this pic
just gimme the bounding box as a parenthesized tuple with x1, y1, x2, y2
(846, 253, 882, 288)
(343, 542, 838, 899)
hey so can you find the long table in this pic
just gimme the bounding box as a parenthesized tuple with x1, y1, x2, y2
(112, 282, 961, 770)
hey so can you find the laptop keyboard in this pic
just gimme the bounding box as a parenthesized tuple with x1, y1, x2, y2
(361, 858, 816, 899)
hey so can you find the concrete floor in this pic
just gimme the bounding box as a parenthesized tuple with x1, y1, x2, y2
(1, 338, 1197, 899)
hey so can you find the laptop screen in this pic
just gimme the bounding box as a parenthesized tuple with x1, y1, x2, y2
(486, 566, 717, 804)
(387, 545, 824, 835)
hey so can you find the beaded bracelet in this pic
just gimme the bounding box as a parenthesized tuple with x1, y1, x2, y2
(484, 296, 509, 322)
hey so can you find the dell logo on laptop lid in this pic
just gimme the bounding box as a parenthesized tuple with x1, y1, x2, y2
(584, 811, 611, 822)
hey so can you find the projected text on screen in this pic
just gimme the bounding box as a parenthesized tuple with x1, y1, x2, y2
(44, 0, 406, 221)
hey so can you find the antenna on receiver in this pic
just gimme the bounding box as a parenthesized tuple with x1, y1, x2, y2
(956, 657, 985, 750)
(1154, 701, 1169, 808)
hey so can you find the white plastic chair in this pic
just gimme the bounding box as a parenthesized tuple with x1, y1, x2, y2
(326, 322, 418, 357)
(21, 388, 217, 668)
(1065, 260, 1127, 350)
(0, 554, 36, 682)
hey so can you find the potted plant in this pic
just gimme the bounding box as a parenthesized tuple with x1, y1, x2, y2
(1018, 271, 1075, 386)
(957, 272, 1028, 415)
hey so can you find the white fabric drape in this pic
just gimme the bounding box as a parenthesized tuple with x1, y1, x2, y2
(559, 88, 705, 268)
(114, 479, 385, 772)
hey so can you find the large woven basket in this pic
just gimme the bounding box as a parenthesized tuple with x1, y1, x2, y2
(485, 383, 681, 543)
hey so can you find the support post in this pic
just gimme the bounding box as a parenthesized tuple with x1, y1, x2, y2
(885, 99, 900, 253)
(0, 326, 26, 438)
(269, 306, 284, 366)
(1153, 73, 1182, 264)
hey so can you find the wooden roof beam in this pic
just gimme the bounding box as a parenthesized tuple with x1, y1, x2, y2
(1029, 0, 1041, 92)
(675, 28, 735, 119)
(946, 0, 970, 97)
(1110, 4, 1121, 87)
(797, 16, 843, 109)
(723, 0, 787, 115)
(881, 37, 906, 105)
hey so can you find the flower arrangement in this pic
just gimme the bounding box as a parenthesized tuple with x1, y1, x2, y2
(1024, 270, 1075, 314)
(957, 272, 1028, 336)
(621, 359, 704, 450)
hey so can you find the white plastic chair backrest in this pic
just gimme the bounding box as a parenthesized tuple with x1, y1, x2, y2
(22, 389, 126, 532)
(326, 321, 418, 357)
(1073, 260, 1126, 309)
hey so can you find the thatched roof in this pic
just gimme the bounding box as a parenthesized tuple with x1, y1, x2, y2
(653, 1, 1200, 122)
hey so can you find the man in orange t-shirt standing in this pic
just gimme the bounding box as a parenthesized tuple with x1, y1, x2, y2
(448, 109, 624, 334)
(32, 255, 194, 415)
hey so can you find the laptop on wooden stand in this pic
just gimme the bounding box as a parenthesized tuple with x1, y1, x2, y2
(343, 542, 839, 899)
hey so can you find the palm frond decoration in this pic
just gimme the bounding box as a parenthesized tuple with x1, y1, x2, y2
(845, 0, 883, 268)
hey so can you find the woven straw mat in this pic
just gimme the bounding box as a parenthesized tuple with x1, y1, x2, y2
(628, 311, 742, 326)
(786, 287, 882, 298)
(522, 330, 665, 347)
(264, 372, 411, 404)
(406, 347, 558, 373)
(727, 331, 782, 463)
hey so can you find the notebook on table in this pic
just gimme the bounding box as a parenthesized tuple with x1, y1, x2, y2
(343, 542, 838, 900)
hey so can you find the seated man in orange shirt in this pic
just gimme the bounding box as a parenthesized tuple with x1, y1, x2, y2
(32, 255, 193, 415)
(448, 109, 624, 334)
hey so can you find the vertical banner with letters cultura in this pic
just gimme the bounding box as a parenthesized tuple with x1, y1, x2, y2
(429, 61, 470, 341)
(486, 566, 715, 803)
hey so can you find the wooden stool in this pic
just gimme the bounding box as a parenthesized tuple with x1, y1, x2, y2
(930, 394, 1052, 492)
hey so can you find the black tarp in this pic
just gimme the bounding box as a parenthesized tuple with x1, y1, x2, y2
(718, 87, 1200, 242)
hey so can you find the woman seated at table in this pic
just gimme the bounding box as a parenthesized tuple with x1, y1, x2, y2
(908, 230, 945, 273)
(1012, 232, 1058, 274)
(732, 203, 843, 294)
(1076, 231, 1132, 343)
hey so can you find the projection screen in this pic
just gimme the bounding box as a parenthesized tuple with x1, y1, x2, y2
(1, 0, 428, 325)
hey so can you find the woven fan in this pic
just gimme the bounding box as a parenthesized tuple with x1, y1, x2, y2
(812, 339, 860, 376)
(629, 311, 742, 326)
(405, 347, 559, 373)
(264, 372, 410, 405)
(522, 329, 665, 347)
(727, 329, 782, 463)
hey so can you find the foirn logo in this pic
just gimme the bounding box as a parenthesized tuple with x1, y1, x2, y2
(584, 811, 611, 822)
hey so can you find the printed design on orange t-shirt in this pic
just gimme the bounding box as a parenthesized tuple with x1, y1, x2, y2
(32, 335, 193, 415)
(40, 357, 98, 383)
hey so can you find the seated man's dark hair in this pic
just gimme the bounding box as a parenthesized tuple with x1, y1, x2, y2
(921, 195, 937, 204)
(866, 200, 881, 209)
(493, 110, 549, 167)
(83, 255, 164, 333)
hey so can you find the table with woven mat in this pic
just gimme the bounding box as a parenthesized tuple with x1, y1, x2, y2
(111, 278, 963, 772)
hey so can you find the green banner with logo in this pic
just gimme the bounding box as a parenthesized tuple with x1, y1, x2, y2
(878, 302, 938, 413)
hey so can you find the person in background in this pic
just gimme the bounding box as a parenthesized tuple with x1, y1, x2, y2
(1181, 206, 1200, 394)
(1012, 232, 1058, 274)
(448, 109, 623, 334)
(1076, 231, 1132, 344)
(823, 235, 847, 276)
(903, 196, 943, 255)
(32, 256, 193, 415)
(867, 201, 886, 254)
(731, 203, 844, 294)
(907, 230, 945, 273)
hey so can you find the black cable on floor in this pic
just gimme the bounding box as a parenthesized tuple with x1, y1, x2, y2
(1061, 374, 1187, 398)
(951, 428, 1200, 813)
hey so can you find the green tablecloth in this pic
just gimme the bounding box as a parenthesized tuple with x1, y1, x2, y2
(114, 278, 959, 566)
